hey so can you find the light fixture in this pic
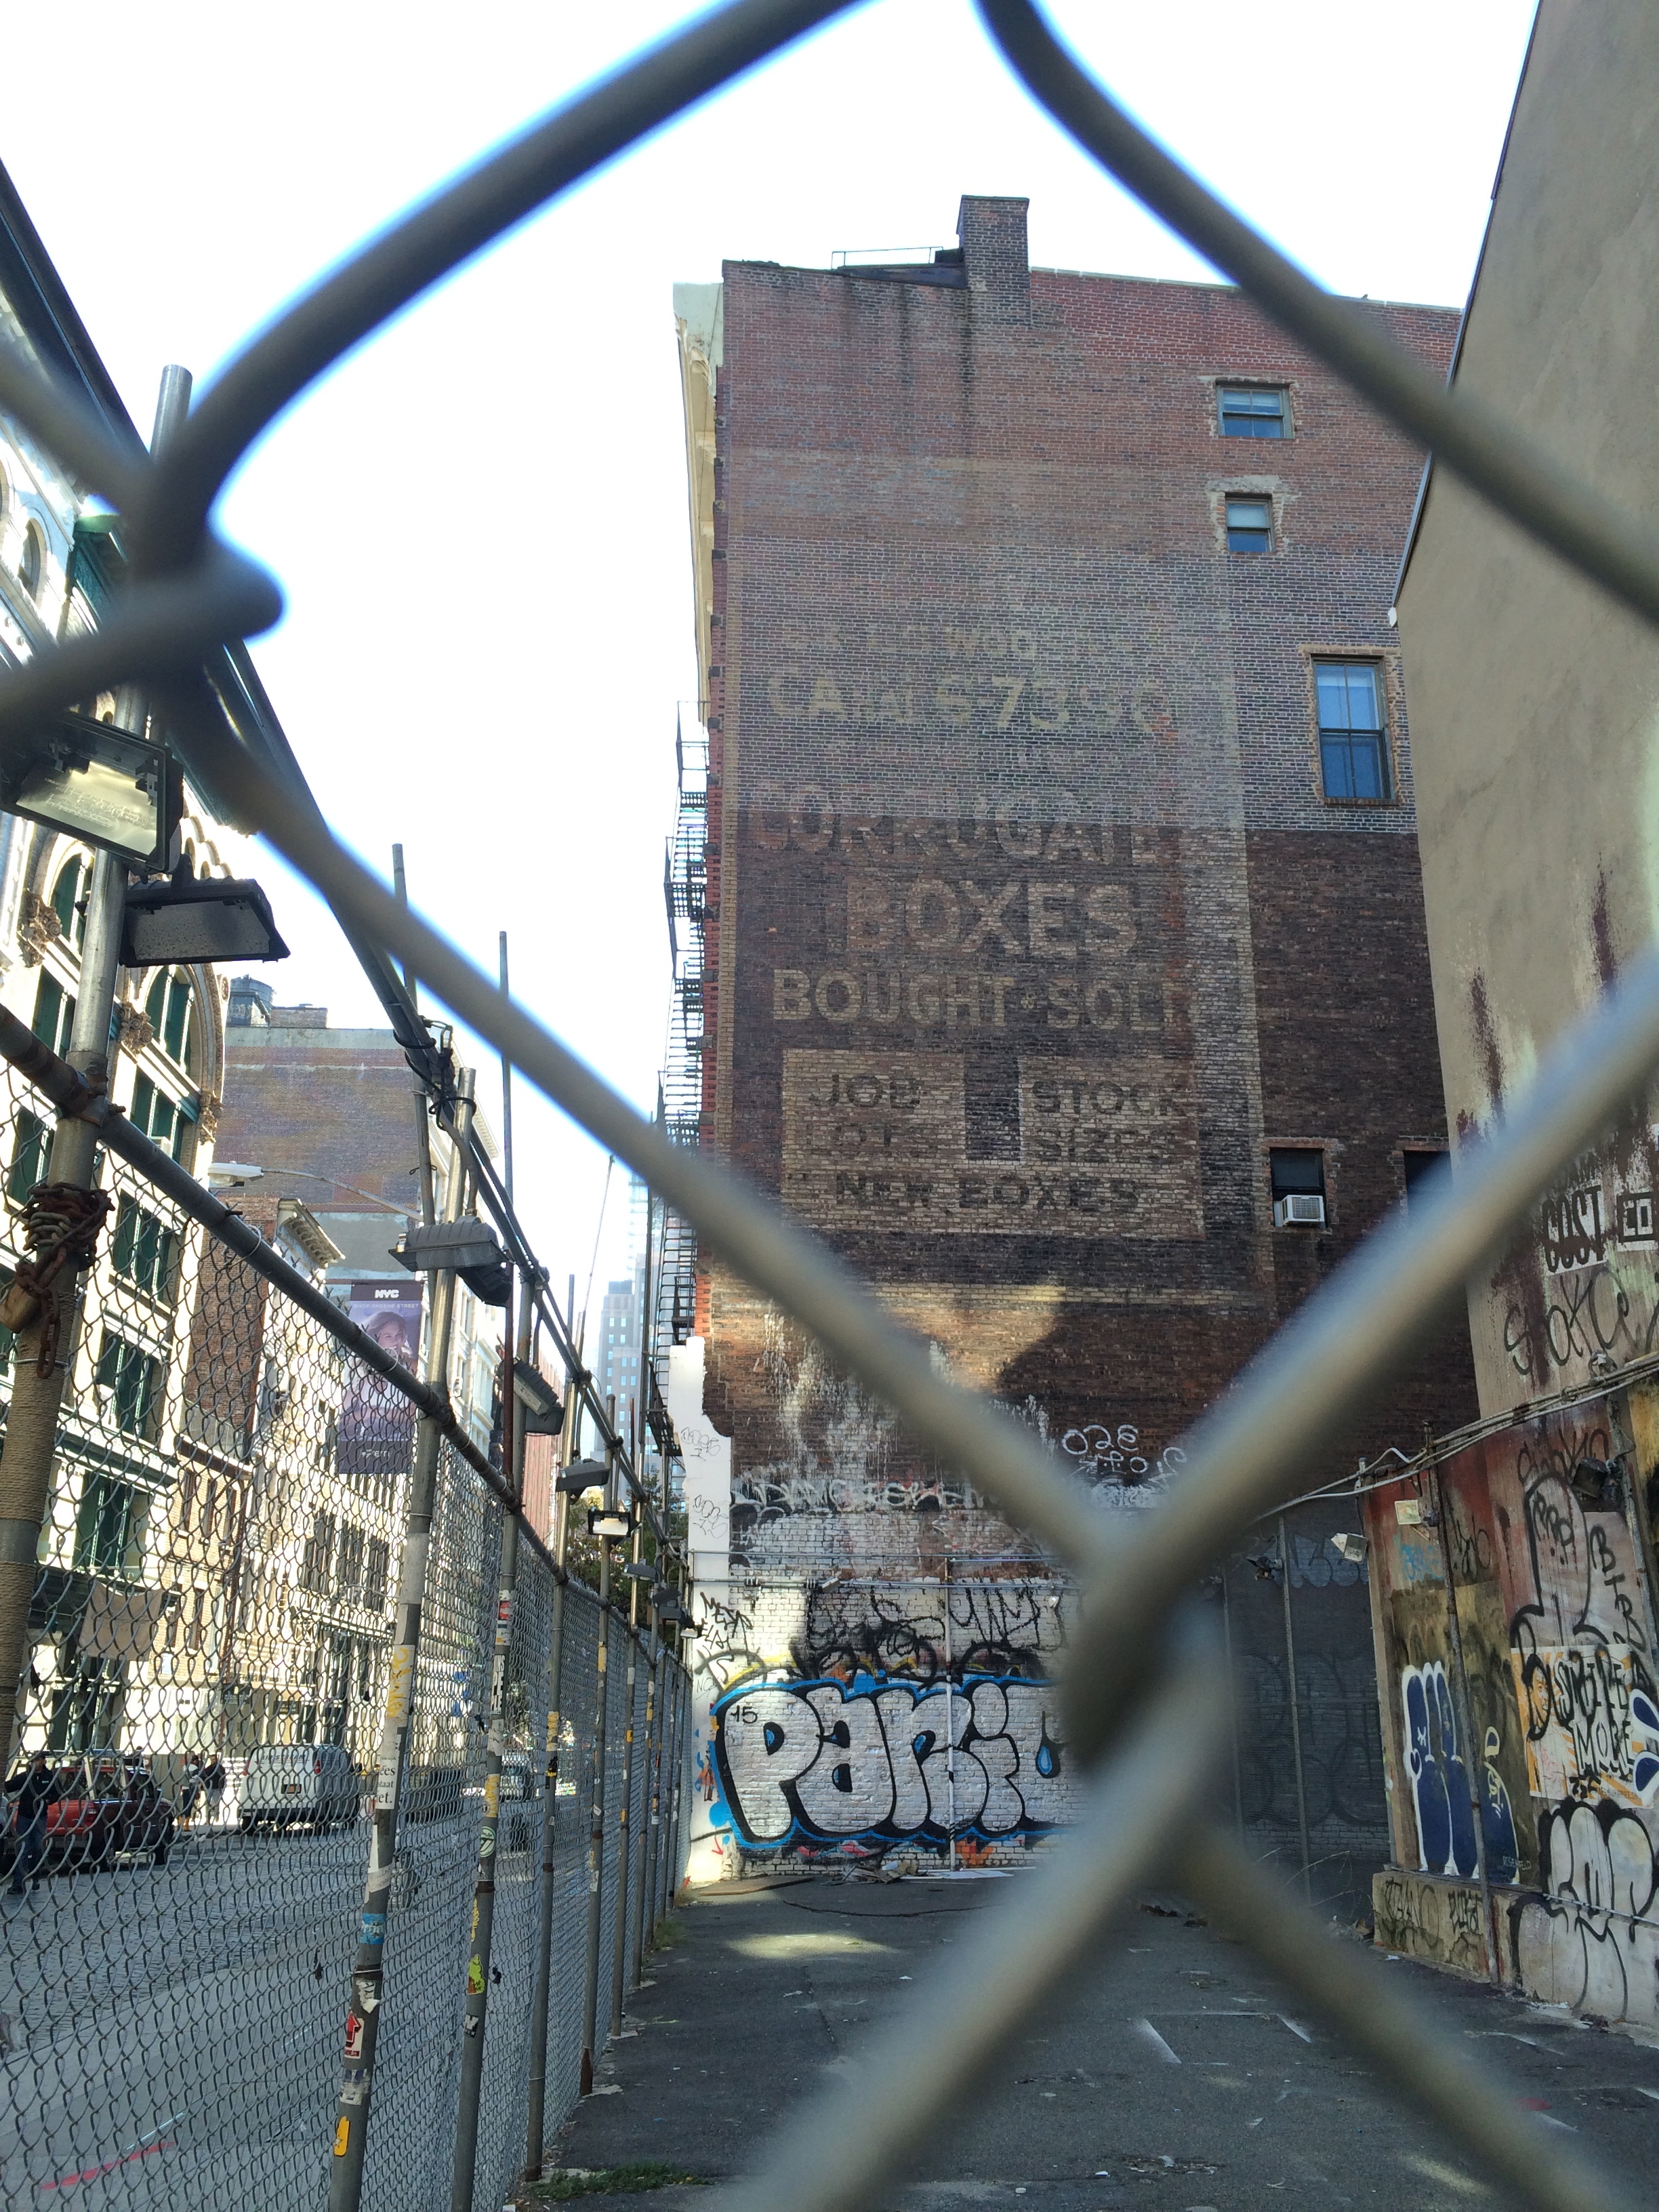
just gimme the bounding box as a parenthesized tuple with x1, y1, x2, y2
(588, 1505, 632, 1541)
(512, 1359, 565, 1435)
(1571, 1456, 1624, 1509)
(0, 709, 178, 869)
(207, 1162, 266, 1186)
(392, 1216, 511, 1306)
(554, 1457, 608, 1496)
(620, 1561, 655, 1581)
(1330, 1533, 1368, 1564)
(121, 855, 289, 966)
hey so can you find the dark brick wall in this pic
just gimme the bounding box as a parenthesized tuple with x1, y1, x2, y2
(699, 200, 1478, 1568)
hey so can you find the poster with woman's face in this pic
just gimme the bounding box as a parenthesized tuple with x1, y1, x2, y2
(341, 1279, 424, 1478)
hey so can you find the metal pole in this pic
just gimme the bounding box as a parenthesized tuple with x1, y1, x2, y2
(638, 1601, 661, 1971)
(1221, 1557, 1244, 1835)
(449, 1264, 523, 2211)
(611, 1507, 641, 2029)
(1277, 1513, 1313, 1903)
(944, 1561, 957, 1872)
(580, 1408, 617, 2093)
(329, 1073, 473, 2205)
(0, 365, 190, 1762)
(523, 1339, 580, 2180)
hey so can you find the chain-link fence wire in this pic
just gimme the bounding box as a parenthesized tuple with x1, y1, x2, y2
(0, 0, 1654, 2207)
(0, 1015, 687, 2205)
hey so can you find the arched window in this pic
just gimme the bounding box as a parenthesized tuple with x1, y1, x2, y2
(145, 968, 198, 1078)
(19, 524, 43, 600)
(51, 856, 88, 949)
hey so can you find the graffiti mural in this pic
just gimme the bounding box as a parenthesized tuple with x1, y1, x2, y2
(1368, 1383, 1659, 2020)
(713, 1673, 1070, 1850)
(1516, 1798, 1659, 2030)
(792, 1578, 1064, 1687)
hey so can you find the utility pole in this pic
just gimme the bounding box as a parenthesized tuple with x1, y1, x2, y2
(450, 935, 530, 2209)
(0, 366, 189, 1761)
(328, 1031, 474, 2207)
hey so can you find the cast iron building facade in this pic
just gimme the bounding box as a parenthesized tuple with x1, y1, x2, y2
(674, 197, 1479, 1883)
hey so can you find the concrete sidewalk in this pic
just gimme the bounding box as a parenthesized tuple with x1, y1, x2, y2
(527, 1872, 1659, 2212)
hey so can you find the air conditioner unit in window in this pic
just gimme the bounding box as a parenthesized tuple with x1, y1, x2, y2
(1273, 1193, 1326, 1228)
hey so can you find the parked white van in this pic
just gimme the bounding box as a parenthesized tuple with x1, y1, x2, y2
(239, 1744, 361, 1832)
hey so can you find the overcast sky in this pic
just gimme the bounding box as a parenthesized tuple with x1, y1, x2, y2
(0, 0, 1536, 1303)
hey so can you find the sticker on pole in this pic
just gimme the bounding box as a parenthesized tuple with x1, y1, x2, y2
(344, 2007, 365, 2061)
(383, 1645, 415, 1725)
(333, 2118, 350, 2158)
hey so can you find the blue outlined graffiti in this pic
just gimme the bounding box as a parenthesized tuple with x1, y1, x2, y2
(712, 1673, 1069, 1851)
(1402, 1660, 1479, 1878)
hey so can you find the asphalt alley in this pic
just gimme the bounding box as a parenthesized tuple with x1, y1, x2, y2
(531, 1872, 1659, 2212)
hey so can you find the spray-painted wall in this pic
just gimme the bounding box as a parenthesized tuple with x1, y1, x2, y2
(1364, 1380, 1659, 2026)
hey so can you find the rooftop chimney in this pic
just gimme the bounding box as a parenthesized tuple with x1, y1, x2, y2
(957, 195, 1030, 325)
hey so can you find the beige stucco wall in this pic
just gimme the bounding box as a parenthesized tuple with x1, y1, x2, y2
(1398, 0, 1659, 1414)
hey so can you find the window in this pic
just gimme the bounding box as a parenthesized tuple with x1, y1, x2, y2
(1315, 660, 1392, 802)
(1270, 1147, 1326, 1227)
(335, 1521, 365, 1603)
(51, 857, 88, 948)
(1225, 495, 1273, 554)
(31, 970, 75, 1058)
(130, 1071, 199, 1167)
(301, 1510, 337, 1595)
(144, 969, 197, 1076)
(95, 1331, 165, 1440)
(18, 524, 43, 599)
(364, 1536, 391, 1613)
(1402, 1149, 1448, 1210)
(1218, 386, 1287, 438)
(112, 1193, 180, 1305)
(9, 1109, 49, 1203)
(74, 1471, 145, 1578)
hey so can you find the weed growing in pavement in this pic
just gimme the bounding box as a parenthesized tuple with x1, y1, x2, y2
(529, 2163, 708, 2199)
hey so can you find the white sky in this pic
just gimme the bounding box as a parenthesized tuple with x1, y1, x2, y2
(0, 0, 1535, 1297)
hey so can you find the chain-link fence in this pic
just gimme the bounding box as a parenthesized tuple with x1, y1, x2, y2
(0, 1, 1655, 2209)
(0, 1041, 689, 2206)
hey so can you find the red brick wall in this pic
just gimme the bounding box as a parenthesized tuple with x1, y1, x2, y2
(699, 202, 1477, 1574)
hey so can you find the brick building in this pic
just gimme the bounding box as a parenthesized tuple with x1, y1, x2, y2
(214, 980, 505, 1472)
(673, 197, 1479, 1879)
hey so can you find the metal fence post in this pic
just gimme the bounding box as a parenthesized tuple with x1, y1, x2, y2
(0, 365, 188, 1759)
(450, 1266, 525, 2209)
(328, 1078, 471, 2207)
(1277, 1513, 1312, 1902)
(636, 1607, 660, 1977)
(580, 1420, 617, 2094)
(610, 1517, 642, 2032)
(524, 1335, 579, 2179)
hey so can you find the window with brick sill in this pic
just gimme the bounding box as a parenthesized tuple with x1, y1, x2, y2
(1315, 659, 1392, 804)
(1270, 1147, 1326, 1228)
(1225, 495, 1273, 553)
(1218, 384, 1288, 438)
